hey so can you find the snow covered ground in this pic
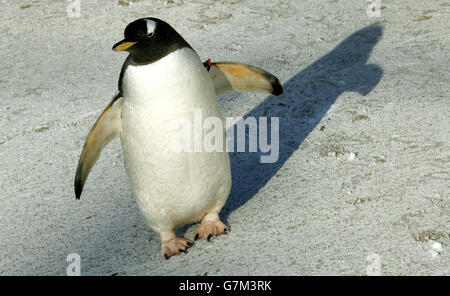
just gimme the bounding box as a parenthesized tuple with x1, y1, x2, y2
(0, 0, 448, 275)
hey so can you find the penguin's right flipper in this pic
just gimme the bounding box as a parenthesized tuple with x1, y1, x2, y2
(206, 61, 283, 96)
(74, 93, 122, 200)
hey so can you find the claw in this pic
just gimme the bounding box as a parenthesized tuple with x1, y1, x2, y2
(193, 212, 228, 241)
(160, 235, 193, 259)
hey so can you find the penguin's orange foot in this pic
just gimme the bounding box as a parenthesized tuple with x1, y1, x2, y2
(194, 212, 228, 241)
(161, 236, 193, 259)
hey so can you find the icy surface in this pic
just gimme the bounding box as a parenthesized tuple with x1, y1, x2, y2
(0, 0, 449, 275)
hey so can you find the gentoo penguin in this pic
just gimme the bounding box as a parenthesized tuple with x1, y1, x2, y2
(74, 17, 283, 259)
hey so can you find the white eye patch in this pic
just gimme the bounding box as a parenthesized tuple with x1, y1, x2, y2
(145, 19, 156, 35)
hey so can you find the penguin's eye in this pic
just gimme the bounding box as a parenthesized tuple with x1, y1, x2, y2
(146, 32, 154, 39)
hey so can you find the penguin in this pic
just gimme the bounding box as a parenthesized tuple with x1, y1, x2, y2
(74, 17, 283, 259)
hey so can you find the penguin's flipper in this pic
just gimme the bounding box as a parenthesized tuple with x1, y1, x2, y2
(74, 94, 123, 200)
(206, 61, 283, 96)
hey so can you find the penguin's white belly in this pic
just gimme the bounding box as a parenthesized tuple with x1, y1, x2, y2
(120, 48, 231, 232)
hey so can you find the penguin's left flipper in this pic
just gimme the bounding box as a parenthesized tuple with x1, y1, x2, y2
(206, 61, 283, 96)
(74, 93, 122, 200)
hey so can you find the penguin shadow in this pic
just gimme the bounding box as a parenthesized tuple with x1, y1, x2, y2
(220, 25, 384, 223)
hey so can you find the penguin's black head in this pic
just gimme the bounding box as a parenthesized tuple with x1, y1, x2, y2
(113, 18, 192, 64)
